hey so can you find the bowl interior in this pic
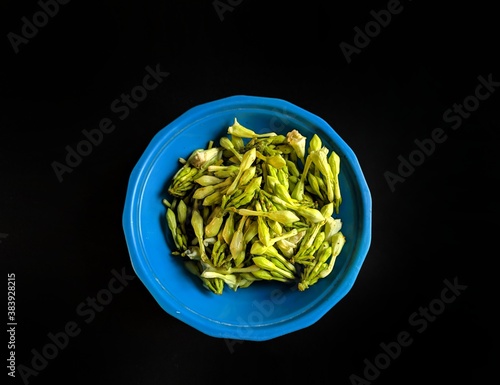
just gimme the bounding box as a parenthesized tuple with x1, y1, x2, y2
(123, 95, 371, 341)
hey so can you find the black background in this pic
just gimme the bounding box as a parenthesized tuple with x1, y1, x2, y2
(1, 0, 498, 384)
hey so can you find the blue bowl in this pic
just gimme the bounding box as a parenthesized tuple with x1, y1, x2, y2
(122, 95, 372, 341)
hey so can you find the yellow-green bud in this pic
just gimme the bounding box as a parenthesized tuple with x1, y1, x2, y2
(194, 175, 224, 186)
(286, 129, 306, 163)
(308, 134, 322, 154)
(266, 154, 286, 169)
(228, 118, 277, 139)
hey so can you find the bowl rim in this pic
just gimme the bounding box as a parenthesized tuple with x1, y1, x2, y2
(122, 94, 372, 340)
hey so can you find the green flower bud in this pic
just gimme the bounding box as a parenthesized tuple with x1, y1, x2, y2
(205, 207, 224, 238)
(308, 242, 332, 280)
(226, 148, 257, 196)
(168, 167, 199, 197)
(189, 148, 221, 169)
(266, 154, 287, 169)
(234, 207, 301, 226)
(191, 207, 207, 261)
(166, 208, 177, 238)
(222, 211, 235, 245)
(194, 175, 224, 186)
(276, 168, 289, 190)
(270, 253, 296, 272)
(330, 231, 346, 257)
(194, 177, 233, 200)
(320, 202, 334, 219)
(202, 190, 223, 206)
(276, 239, 295, 258)
(228, 118, 277, 139)
(176, 199, 188, 226)
(201, 271, 238, 289)
(286, 160, 300, 177)
(193, 185, 216, 200)
(252, 257, 295, 280)
(243, 219, 259, 243)
(220, 136, 243, 162)
(208, 165, 240, 178)
(231, 134, 245, 151)
(239, 166, 256, 186)
(266, 210, 301, 225)
(251, 269, 274, 281)
(249, 240, 274, 256)
(230, 216, 247, 261)
(202, 277, 223, 295)
(286, 129, 306, 163)
(328, 150, 342, 212)
(274, 183, 296, 205)
(306, 173, 324, 200)
(324, 217, 342, 240)
(257, 215, 271, 246)
(308, 134, 322, 154)
(310, 148, 334, 202)
(296, 207, 325, 224)
(319, 232, 345, 278)
(291, 179, 304, 201)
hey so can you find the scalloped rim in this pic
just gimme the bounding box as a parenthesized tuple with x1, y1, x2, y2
(122, 95, 372, 340)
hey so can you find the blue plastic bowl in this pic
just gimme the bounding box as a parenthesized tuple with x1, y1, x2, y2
(122, 95, 372, 341)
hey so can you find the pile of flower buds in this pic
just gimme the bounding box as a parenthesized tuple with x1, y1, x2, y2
(162, 118, 346, 294)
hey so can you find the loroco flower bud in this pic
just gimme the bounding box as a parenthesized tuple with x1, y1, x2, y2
(286, 129, 306, 163)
